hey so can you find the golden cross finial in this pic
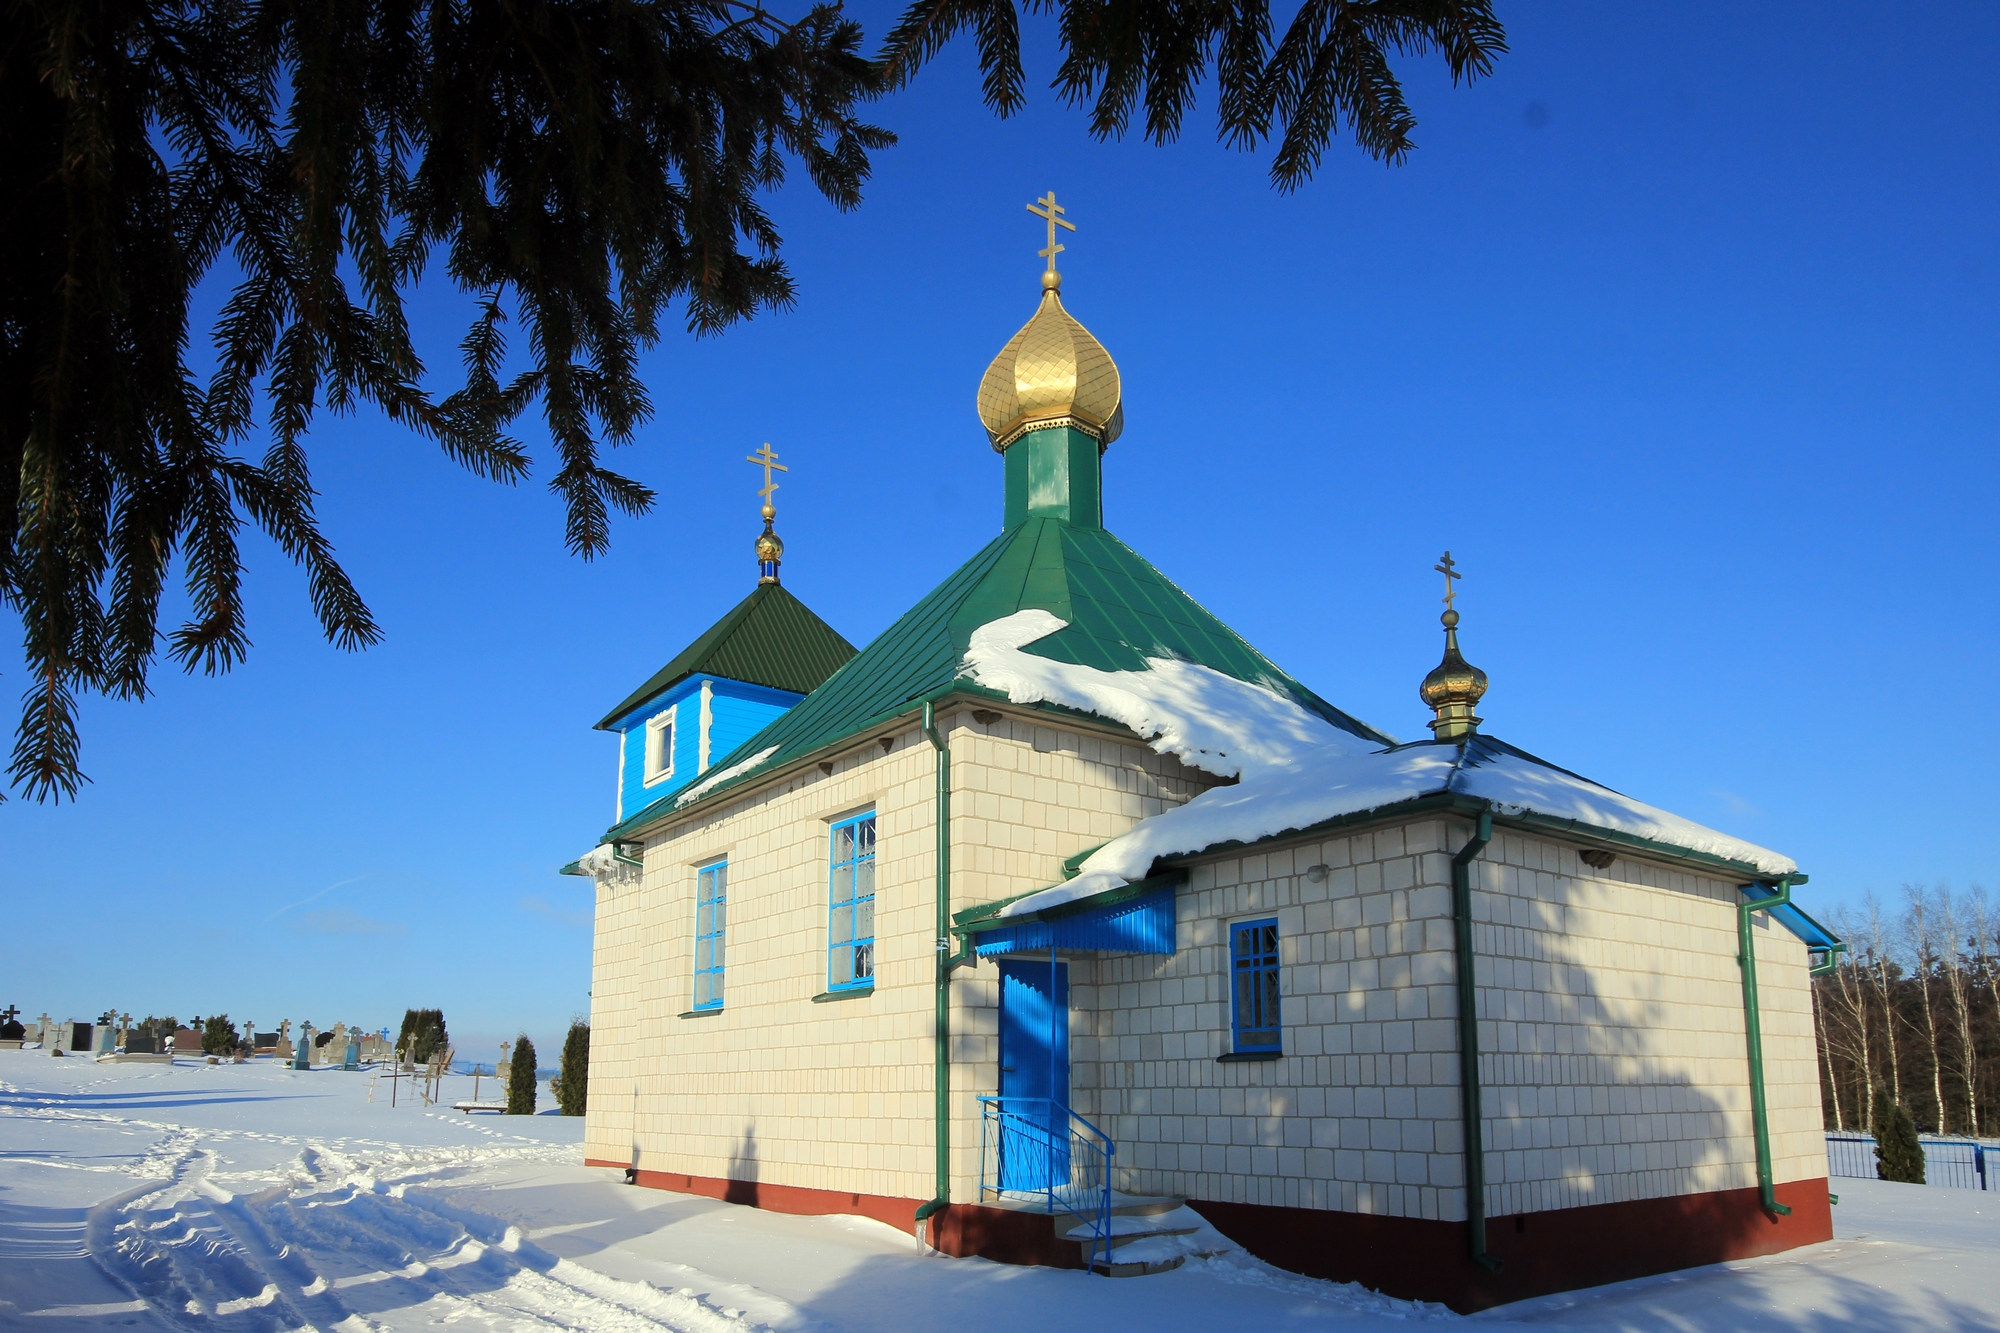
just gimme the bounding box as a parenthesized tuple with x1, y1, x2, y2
(1026, 191, 1076, 273)
(1434, 551, 1461, 613)
(746, 442, 787, 507)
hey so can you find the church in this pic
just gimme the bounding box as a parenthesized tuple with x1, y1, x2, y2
(568, 194, 1842, 1312)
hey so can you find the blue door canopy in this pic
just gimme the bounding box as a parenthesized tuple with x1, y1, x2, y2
(961, 872, 1183, 958)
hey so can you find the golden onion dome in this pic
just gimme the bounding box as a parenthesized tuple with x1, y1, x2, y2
(755, 502, 784, 584)
(976, 270, 1123, 452)
(1420, 608, 1488, 739)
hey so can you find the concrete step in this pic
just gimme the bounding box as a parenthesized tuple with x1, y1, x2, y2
(1090, 1255, 1186, 1278)
(1108, 1194, 1186, 1218)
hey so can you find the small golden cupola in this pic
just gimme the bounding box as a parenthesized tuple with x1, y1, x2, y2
(747, 442, 786, 585)
(1421, 551, 1488, 739)
(976, 191, 1123, 453)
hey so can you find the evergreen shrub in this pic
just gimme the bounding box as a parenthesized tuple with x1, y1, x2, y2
(398, 1008, 449, 1063)
(558, 1021, 589, 1117)
(507, 1035, 537, 1115)
(201, 1015, 240, 1056)
(1872, 1092, 1925, 1184)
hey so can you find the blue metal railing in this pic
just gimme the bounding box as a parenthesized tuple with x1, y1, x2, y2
(1826, 1133, 1993, 1190)
(977, 1096, 1115, 1269)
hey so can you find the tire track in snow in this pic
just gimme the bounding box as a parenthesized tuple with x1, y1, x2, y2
(91, 1140, 767, 1332)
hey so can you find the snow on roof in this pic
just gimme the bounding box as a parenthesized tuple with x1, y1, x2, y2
(966, 610, 1795, 919)
(675, 745, 779, 810)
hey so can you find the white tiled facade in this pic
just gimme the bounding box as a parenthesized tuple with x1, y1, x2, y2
(586, 705, 1825, 1226)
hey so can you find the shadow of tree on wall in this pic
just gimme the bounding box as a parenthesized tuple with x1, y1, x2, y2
(724, 1124, 761, 1207)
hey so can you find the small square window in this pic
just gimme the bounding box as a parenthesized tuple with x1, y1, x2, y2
(828, 813, 876, 990)
(1231, 918, 1280, 1052)
(644, 710, 676, 785)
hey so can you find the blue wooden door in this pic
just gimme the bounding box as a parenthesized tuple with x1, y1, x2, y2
(997, 959, 1069, 1191)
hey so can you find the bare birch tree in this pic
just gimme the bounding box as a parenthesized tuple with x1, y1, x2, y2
(1903, 885, 1947, 1132)
(1936, 888, 1980, 1136)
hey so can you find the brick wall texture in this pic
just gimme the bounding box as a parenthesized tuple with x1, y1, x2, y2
(585, 706, 1825, 1228)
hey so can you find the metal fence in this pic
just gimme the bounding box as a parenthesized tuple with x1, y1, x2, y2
(1826, 1133, 1993, 1190)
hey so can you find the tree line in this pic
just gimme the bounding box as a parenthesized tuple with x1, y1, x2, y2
(1813, 885, 1999, 1139)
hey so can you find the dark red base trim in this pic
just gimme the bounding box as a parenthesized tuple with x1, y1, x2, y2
(583, 1160, 1082, 1270)
(1189, 1178, 1834, 1314)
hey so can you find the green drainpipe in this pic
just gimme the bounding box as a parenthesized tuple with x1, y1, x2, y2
(1452, 808, 1502, 1272)
(914, 699, 954, 1233)
(1739, 879, 1806, 1217)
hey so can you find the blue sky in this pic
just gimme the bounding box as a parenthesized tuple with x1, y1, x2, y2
(5, 1, 1995, 1056)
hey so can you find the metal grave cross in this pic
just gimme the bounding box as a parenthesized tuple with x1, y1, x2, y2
(746, 443, 787, 507)
(1027, 191, 1077, 272)
(1435, 551, 1462, 613)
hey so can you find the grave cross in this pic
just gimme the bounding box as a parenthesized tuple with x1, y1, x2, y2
(1026, 191, 1077, 273)
(1, 1005, 18, 1027)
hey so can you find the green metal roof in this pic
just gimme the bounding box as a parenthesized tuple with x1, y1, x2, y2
(604, 516, 1392, 838)
(595, 582, 858, 730)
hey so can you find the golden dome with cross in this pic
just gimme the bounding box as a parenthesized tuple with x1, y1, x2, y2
(976, 191, 1124, 453)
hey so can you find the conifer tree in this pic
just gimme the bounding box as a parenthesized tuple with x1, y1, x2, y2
(200, 1014, 240, 1056)
(5, 0, 1503, 803)
(397, 1009, 449, 1063)
(1872, 1092, 1925, 1185)
(559, 1021, 590, 1117)
(507, 1034, 538, 1115)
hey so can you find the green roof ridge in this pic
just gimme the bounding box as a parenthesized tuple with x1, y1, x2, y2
(604, 517, 1391, 837)
(595, 582, 857, 730)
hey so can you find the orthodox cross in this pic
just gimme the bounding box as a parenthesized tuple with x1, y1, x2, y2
(1435, 551, 1461, 613)
(1026, 191, 1076, 273)
(0, 1005, 18, 1027)
(746, 443, 786, 507)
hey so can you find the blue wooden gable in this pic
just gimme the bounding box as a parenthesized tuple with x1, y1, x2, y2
(612, 676, 803, 823)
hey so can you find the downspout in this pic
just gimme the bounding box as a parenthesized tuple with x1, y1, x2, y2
(1739, 879, 1803, 1217)
(1453, 808, 1502, 1272)
(914, 699, 954, 1233)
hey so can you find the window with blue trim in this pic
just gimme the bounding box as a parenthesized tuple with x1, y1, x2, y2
(1231, 918, 1280, 1052)
(693, 860, 727, 1009)
(828, 813, 876, 990)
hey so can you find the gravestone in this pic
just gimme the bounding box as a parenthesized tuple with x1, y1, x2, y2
(68, 1021, 93, 1052)
(92, 1016, 117, 1055)
(274, 1020, 294, 1060)
(294, 1023, 314, 1070)
(342, 1027, 360, 1071)
(125, 1035, 158, 1054)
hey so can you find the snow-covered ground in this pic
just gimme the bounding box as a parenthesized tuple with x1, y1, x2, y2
(1, 1052, 1992, 1331)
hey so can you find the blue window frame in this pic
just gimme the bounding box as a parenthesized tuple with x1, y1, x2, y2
(828, 813, 876, 990)
(1231, 918, 1280, 1052)
(693, 860, 727, 1009)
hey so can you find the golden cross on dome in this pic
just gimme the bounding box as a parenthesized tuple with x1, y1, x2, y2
(746, 442, 787, 506)
(1026, 191, 1076, 272)
(1435, 551, 1461, 612)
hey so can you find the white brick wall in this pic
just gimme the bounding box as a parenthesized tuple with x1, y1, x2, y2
(1069, 818, 1825, 1222)
(589, 715, 1823, 1224)
(585, 707, 1215, 1202)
